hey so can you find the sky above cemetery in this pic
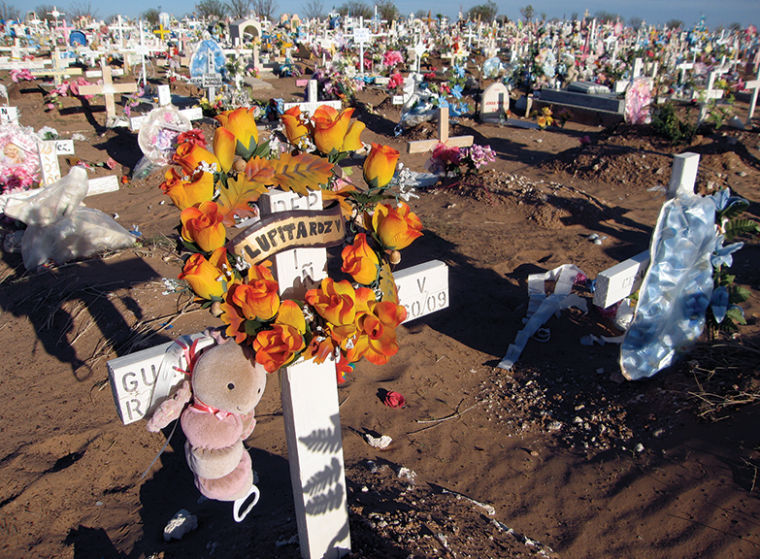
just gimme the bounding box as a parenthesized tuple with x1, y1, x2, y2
(14, 0, 758, 28)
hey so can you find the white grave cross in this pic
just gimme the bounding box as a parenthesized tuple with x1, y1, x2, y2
(744, 67, 760, 126)
(283, 79, 342, 114)
(592, 153, 700, 309)
(78, 59, 139, 127)
(106, 190, 450, 559)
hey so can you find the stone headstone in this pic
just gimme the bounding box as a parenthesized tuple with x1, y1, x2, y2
(480, 82, 509, 123)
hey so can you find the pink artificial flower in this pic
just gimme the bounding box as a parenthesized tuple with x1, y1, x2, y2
(388, 72, 403, 90)
(382, 50, 404, 68)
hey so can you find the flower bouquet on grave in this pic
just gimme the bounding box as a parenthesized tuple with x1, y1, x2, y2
(161, 106, 422, 383)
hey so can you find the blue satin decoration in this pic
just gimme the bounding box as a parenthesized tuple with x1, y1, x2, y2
(620, 195, 717, 380)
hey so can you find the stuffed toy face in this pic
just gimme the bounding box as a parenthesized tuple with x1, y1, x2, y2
(191, 343, 267, 415)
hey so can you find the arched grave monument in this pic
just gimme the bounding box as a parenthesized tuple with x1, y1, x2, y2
(230, 19, 262, 46)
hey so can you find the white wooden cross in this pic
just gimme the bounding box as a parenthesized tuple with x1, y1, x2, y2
(676, 61, 694, 85)
(78, 58, 139, 127)
(0, 139, 119, 212)
(593, 153, 700, 309)
(407, 106, 474, 154)
(31, 48, 83, 86)
(128, 86, 203, 131)
(697, 70, 725, 124)
(744, 66, 760, 126)
(109, 15, 130, 48)
(352, 17, 370, 76)
(283, 79, 342, 114)
(106, 188, 449, 558)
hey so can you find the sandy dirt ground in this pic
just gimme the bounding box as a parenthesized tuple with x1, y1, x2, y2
(0, 61, 759, 559)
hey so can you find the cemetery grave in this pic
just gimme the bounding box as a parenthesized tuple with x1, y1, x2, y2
(0, 10, 758, 559)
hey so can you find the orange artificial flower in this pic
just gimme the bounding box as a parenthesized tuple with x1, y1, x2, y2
(160, 168, 215, 210)
(213, 126, 236, 173)
(281, 106, 310, 144)
(341, 233, 379, 285)
(228, 264, 280, 321)
(253, 323, 305, 372)
(303, 335, 338, 363)
(342, 120, 365, 151)
(346, 301, 406, 365)
(304, 278, 357, 327)
(180, 201, 226, 252)
(178, 247, 230, 300)
(372, 201, 423, 250)
(347, 312, 396, 365)
(311, 105, 354, 154)
(173, 142, 220, 175)
(321, 178, 358, 219)
(220, 295, 248, 344)
(363, 143, 399, 188)
(216, 107, 258, 154)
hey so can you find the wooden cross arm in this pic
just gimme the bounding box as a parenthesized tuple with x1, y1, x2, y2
(78, 83, 138, 96)
(31, 67, 83, 77)
(407, 135, 474, 154)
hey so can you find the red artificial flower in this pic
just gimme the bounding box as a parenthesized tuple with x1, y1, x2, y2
(383, 390, 406, 408)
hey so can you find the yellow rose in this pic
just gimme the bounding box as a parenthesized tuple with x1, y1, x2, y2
(213, 126, 236, 173)
(363, 142, 399, 188)
(281, 106, 310, 144)
(178, 248, 229, 300)
(173, 142, 220, 175)
(180, 201, 226, 252)
(371, 201, 423, 250)
(311, 105, 353, 155)
(216, 107, 258, 156)
(160, 168, 214, 210)
(341, 233, 379, 285)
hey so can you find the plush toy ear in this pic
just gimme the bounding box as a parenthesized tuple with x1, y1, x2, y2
(146, 380, 192, 432)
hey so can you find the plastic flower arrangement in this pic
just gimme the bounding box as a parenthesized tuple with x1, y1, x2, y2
(382, 50, 404, 70)
(427, 142, 495, 176)
(162, 106, 420, 383)
(535, 106, 554, 129)
(707, 189, 759, 334)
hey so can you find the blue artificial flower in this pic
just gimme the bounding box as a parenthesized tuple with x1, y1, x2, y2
(450, 84, 463, 99)
(453, 64, 465, 78)
(711, 235, 744, 268)
(710, 188, 731, 211)
(710, 285, 729, 323)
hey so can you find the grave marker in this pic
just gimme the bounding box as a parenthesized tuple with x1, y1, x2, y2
(744, 66, 760, 125)
(592, 153, 700, 309)
(107, 186, 450, 559)
(77, 58, 138, 127)
(480, 82, 509, 123)
(31, 48, 83, 85)
(283, 79, 342, 114)
(696, 70, 725, 124)
(407, 106, 474, 154)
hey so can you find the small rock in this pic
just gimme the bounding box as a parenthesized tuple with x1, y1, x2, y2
(653, 428, 665, 438)
(398, 467, 417, 485)
(361, 485, 369, 493)
(634, 443, 645, 453)
(163, 509, 198, 542)
(737, 171, 747, 177)
(365, 433, 392, 449)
